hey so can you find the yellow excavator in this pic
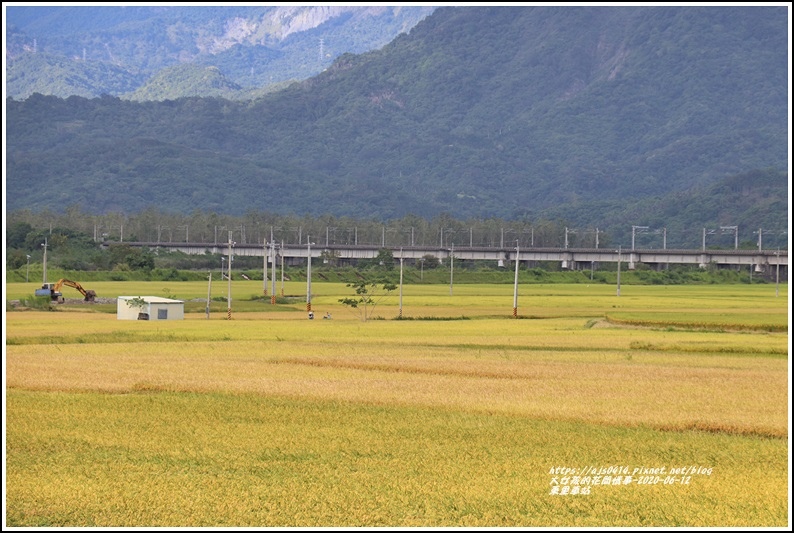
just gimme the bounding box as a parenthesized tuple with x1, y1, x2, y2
(35, 279, 97, 303)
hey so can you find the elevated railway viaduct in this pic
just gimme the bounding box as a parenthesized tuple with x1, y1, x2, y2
(105, 242, 788, 276)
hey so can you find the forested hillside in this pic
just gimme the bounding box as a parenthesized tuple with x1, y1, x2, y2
(5, 6, 788, 243)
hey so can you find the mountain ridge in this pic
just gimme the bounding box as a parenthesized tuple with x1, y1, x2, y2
(5, 5, 437, 100)
(4, 5, 788, 247)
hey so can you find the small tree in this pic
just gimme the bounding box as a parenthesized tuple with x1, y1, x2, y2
(373, 248, 395, 270)
(127, 296, 148, 317)
(421, 254, 440, 269)
(338, 278, 397, 321)
(358, 248, 395, 270)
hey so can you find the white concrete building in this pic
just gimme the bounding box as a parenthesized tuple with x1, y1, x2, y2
(117, 296, 185, 321)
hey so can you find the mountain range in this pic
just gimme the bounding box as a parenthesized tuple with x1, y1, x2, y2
(5, 5, 437, 100)
(4, 5, 789, 247)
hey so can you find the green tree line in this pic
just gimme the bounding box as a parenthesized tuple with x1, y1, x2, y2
(7, 207, 787, 278)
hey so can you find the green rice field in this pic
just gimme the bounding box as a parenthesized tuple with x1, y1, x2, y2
(4, 281, 790, 527)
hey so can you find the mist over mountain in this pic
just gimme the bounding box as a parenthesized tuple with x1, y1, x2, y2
(5, 5, 437, 100)
(4, 5, 788, 246)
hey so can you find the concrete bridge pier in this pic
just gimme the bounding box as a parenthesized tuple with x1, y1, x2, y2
(572, 260, 600, 272)
(627, 252, 639, 270)
(561, 251, 573, 270)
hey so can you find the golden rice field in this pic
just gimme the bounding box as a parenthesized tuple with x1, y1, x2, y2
(4, 281, 790, 527)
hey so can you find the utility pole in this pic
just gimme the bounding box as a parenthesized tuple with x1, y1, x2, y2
(616, 245, 622, 297)
(565, 227, 579, 249)
(702, 228, 717, 251)
(263, 241, 268, 296)
(449, 242, 454, 296)
(215, 225, 226, 244)
(399, 249, 404, 319)
(269, 228, 275, 301)
(306, 238, 313, 314)
(271, 241, 277, 305)
(206, 272, 212, 319)
(754, 228, 784, 251)
(227, 231, 233, 320)
(513, 242, 520, 318)
(721, 226, 738, 250)
(42, 238, 48, 284)
(775, 248, 780, 297)
(632, 226, 649, 251)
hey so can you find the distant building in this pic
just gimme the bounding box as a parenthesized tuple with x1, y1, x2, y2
(117, 296, 184, 321)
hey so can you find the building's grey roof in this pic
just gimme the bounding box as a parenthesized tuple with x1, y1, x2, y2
(118, 296, 184, 304)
